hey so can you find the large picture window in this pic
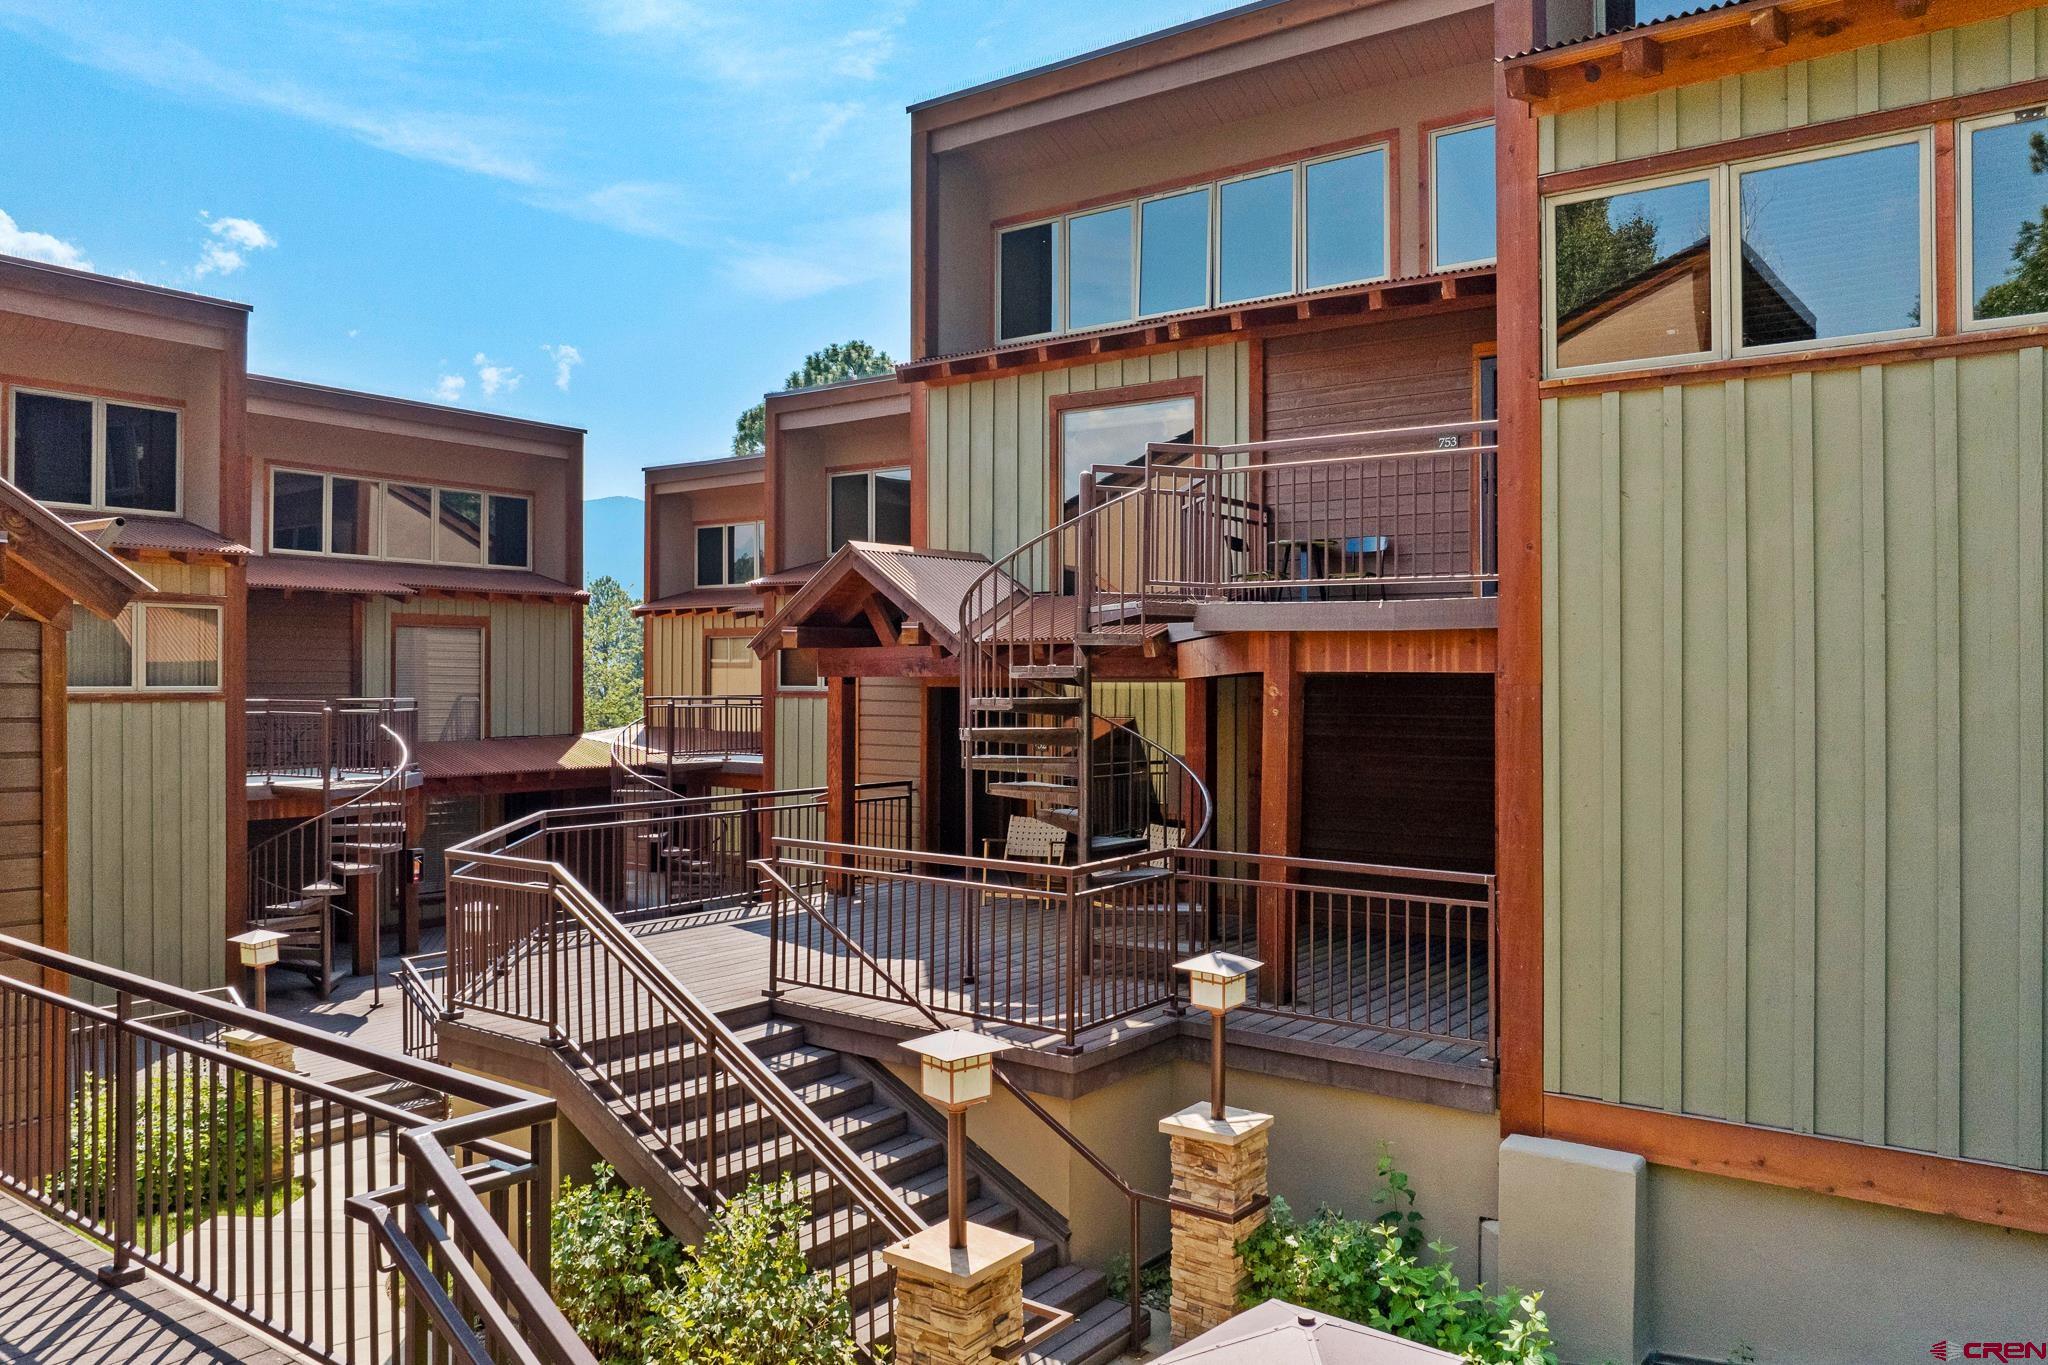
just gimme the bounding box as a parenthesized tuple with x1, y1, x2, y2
(828, 469, 911, 552)
(696, 521, 762, 586)
(68, 602, 222, 693)
(1549, 175, 1716, 372)
(9, 388, 179, 513)
(1430, 121, 1498, 271)
(1962, 109, 2048, 328)
(992, 139, 1392, 342)
(271, 469, 531, 568)
(1055, 395, 1197, 522)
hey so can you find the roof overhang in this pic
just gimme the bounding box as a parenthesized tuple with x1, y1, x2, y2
(247, 375, 583, 459)
(0, 481, 156, 625)
(1499, 0, 2029, 114)
(635, 586, 766, 617)
(748, 541, 1004, 661)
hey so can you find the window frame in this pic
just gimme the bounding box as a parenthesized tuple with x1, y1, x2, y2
(776, 648, 826, 693)
(1429, 119, 1500, 273)
(266, 466, 536, 569)
(1301, 143, 1395, 293)
(1729, 128, 1935, 359)
(695, 520, 764, 587)
(1542, 166, 1727, 380)
(1958, 105, 2048, 333)
(67, 600, 224, 695)
(989, 138, 1394, 343)
(827, 468, 912, 552)
(8, 385, 183, 516)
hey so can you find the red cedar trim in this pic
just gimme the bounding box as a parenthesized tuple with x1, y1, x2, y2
(1933, 119, 1959, 337)
(909, 380, 930, 550)
(1416, 105, 1497, 276)
(222, 557, 250, 980)
(1538, 75, 2048, 197)
(1494, 0, 1548, 1141)
(1543, 1095, 2048, 1236)
(39, 619, 67, 988)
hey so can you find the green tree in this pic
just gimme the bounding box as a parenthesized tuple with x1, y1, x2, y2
(582, 574, 643, 729)
(1552, 199, 1662, 321)
(731, 340, 896, 457)
(647, 1178, 863, 1365)
(1975, 130, 2048, 321)
(551, 1164, 682, 1364)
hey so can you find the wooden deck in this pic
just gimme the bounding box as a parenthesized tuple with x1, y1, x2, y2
(0, 1195, 302, 1364)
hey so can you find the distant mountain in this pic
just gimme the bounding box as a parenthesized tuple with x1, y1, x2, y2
(583, 495, 645, 598)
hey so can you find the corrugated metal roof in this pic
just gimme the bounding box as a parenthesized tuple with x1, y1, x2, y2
(749, 542, 1007, 656)
(635, 587, 765, 616)
(1502, 0, 1745, 59)
(245, 555, 585, 601)
(416, 733, 613, 782)
(58, 512, 251, 557)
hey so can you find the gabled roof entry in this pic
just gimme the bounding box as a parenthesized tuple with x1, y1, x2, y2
(748, 541, 1015, 658)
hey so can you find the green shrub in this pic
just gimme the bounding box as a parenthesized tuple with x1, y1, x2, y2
(647, 1177, 865, 1365)
(1105, 1251, 1171, 1310)
(1238, 1150, 1556, 1365)
(551, 1164, 682, 1363)
(64, 1066, 270, 1221)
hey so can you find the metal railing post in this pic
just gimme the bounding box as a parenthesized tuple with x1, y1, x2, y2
(530, 1119, 555, 1291)
(1061, 883, 1082, 1054)
(97, 990, 144, 1286)
(546, 881, 566, 1048)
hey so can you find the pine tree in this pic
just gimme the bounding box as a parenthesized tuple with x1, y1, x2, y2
(582, 575, 643, 729)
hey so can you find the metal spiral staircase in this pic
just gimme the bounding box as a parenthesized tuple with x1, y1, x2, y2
(959, 466, 1213, 867)
(247, 700, 415, 995)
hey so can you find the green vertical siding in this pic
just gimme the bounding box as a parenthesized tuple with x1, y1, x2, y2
(1542, 349, 2048, 1171)
(68, 700, 228, 991)
(923, 343, 1253, 559)
(774, 693, 827, 791)
(360, 597, 577, 737)
(1542, 13, 2048, 173)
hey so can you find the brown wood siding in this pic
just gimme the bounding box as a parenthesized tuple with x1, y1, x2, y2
(1262, 312, 1497, 592)
(246, 590, 354, 699)
(0, 618, 40, 958)
(1300, 673, 1494, 874)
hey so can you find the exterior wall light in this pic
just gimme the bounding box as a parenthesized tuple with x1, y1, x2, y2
(231, 928, 290, 1012)
(1176, 951, 1262, 1119)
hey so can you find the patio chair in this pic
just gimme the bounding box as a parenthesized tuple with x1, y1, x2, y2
(981, 815, 1068, 892)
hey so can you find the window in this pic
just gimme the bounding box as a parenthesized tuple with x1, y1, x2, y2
(68, 602, 221, 692)
(696, 521, 763, 586)
(1431, 121, 1498, 271)
(828, 469, 911, 552)
(1962, 108, 2048, 328)
(999, 221, 1059, 340)
(332, 477, 374, 556)
(1541, 131, 1932, 375)
(1140, 188, 1211, 316)
(385, 483, 434, 560)
(1067, 204, 1134, 330)
(992, 140, 1392, 341)
(272, 470, 379, 555)
(777, 649, 822, 691)
(487, 494, 530, 568)
(395, 624, 484, 741)
(1056, 396, 1196, 522)
(10, 389, 178, 512)
(1549, 175, 1716, 372)
(436, 489, 484, 565)
(1305, 147, 1390, 289)
(706, 635, 756, 696)
(1219, 168, 1296, 304)
(1734, 135, 1927, 353)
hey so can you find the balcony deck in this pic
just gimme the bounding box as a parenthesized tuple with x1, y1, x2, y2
(0, 1196, 302, 1365)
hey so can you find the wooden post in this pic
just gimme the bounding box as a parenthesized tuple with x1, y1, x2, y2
(1183, 677, 1215, 826)
(826, 675, 858, 887)
(1255, 635, 1300, 1003)
(400, 789, 426, 954)
(347, 867, 381, 978)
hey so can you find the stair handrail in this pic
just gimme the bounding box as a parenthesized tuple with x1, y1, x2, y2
(448, 834, 924, 1241)
(956, 477, 1215, 856)
(754, 858, 1264, 1351)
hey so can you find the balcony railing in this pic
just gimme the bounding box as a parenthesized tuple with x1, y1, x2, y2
(761, 841, 1495, 1061)
(0, 934, 593, 1365)
(247, 696, 420, 781)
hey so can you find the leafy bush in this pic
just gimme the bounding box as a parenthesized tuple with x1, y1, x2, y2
(1105, 1251, 1172, 1310)
(646, 1177, 865, 1365)
(551, 1164, 682, 1363)
(1238, 1150, 1556, 1365)
(65, 1066, 270, 1220)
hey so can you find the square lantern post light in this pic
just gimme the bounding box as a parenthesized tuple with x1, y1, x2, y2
(231, 928, 290, 1013)
(1176, 951, 1261, 1119)
(903, 1029, 1010, 1248)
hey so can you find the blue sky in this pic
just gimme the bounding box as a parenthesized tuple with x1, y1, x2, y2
(0, 0, 1230, 498)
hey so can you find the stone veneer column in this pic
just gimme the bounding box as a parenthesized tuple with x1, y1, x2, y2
(884, 1222, 1034, 1365)
(1160, 1102, 1274, 1344)
(222, 1030, 298, 1188)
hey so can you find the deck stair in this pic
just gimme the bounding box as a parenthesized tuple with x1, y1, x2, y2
(559, 1002, 1138, 1363)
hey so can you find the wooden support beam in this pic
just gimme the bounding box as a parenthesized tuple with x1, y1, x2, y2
(813, 646, 956, 678)
(825, 675, 858, 851)
(859, 594, 898, 648)
(1255, 634, 1301, 1005)
(1749, 6, 1790, 48)
(1183, 677, 1215, 816)
(1894, 0, 1931, 14)
(786, 625, 875, 649)
(1620, 34, 1664, 74)
(1504, 64, 1550, 101)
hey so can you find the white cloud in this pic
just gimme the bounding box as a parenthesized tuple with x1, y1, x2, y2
(542, 344, 584, 392)
(0, 208, 91, 270)
(432, 373, 467, 403)
(192, 212, 277, 278)
(533, 181, 695, 242)
(473, 352, 521, 397)
(578, 0, 908, 89)
(719, 209, 905, 303)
